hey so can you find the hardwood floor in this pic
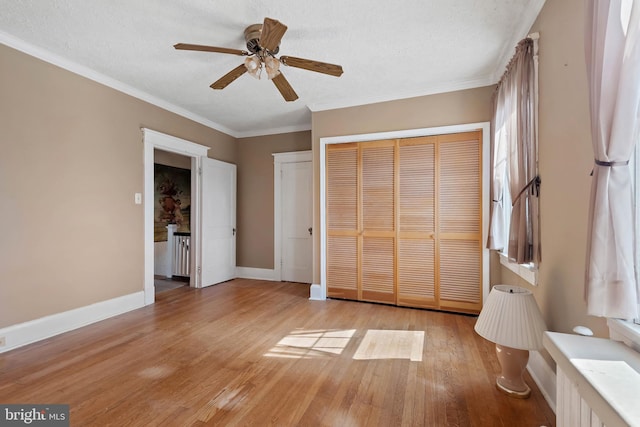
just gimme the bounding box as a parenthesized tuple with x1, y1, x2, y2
(0, 279, 555, 426)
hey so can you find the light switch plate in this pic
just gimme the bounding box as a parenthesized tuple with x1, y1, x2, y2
(134, 193, 142, 204)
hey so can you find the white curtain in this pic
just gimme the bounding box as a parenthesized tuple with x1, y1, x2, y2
(585, 0, 640, 318)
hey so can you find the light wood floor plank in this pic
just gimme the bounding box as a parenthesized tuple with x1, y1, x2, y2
(0, 279, 555, 426)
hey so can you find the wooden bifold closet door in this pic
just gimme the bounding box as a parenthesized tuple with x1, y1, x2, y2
(326, 131, 482, 314)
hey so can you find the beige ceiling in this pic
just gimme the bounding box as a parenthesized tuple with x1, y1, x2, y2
(0, 0, 545, 137)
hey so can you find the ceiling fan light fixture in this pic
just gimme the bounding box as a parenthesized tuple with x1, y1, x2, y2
(264, 56, 281, 80)
(244, 56, 262, 79)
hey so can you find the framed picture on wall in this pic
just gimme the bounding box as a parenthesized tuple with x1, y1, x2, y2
(154, 163, 190, 242)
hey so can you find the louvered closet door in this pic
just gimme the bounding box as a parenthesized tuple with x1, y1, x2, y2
(360, 141, 395, 303)
(397, 137, 437, 308)
(326, 145, 359, 299)
(438, 132, 482, 313)
(325, 131, 482, 314)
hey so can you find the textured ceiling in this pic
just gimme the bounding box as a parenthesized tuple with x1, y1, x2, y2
(0, 0, 545, 137)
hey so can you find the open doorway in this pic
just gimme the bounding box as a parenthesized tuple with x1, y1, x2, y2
(153, 149, 191, 294)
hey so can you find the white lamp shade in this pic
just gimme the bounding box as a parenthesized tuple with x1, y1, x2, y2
(474, 285, 547, 350)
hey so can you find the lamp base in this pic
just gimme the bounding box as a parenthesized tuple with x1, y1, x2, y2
(496, 378, 531, 399)
(495, 344, 531, 399)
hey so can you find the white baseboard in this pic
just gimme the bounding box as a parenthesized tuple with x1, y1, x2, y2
(0, 291, 145, 354)
(527, 350, 556, 413)
(235, 267, 276, 281)
(309, 284, 326, 301)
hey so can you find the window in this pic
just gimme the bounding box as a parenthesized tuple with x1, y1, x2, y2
(489, 34, 540, 284)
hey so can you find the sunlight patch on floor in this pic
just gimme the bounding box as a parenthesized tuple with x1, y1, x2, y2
(353, 330, 424, 361)
(264, 329, 356, 359)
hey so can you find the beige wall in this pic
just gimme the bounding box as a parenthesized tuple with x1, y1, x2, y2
(521, 0, 608, 337)
(236, 131, 311, 269)
(311, 86, 495, 283)
(0, 44, 236, 328)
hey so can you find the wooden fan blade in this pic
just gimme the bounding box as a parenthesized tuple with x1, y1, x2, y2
(260, 18, 288, 52)
(211, 64, 248, 89)
(280, 56, 343, 77)
(271, 73, 298, 102)
(174, 43, 248, 56)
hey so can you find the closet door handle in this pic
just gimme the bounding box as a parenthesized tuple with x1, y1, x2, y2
(308, 227, 313, 236)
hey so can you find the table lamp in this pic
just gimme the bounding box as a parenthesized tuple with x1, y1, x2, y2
(474, 284, 547, 398)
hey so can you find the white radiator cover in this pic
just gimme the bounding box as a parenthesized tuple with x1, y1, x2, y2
(556, 368, 603, 427)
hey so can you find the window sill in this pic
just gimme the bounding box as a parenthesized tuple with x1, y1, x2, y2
(544, 331, 640, 427)
(608, 318, 640, 353)
(498, 252, 537, 285)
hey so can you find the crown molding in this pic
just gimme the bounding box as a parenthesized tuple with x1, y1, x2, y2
(235, 122, 311, 139)
(307, 75, 496, 112)
(491, 0, 546, 82)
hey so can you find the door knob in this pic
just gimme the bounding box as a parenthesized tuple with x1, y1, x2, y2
(308, 227, 313, 236)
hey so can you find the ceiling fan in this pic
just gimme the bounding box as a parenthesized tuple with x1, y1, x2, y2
(174, 17, 344, 102)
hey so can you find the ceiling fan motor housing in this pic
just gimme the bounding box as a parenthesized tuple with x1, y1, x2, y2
(244, 23, 279, 55)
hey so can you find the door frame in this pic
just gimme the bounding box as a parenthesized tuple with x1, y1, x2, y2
(273, 150, 312, 282)
(143, 128, 209, 305)
(318, 122, 491, 303)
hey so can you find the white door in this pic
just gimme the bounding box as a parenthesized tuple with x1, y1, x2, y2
(281, 161, 313, 283)
(200, 157, 236, 287)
